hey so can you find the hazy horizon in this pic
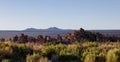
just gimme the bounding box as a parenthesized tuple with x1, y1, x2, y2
(0, 0, 120, 30)
(0, 27, 120, 31)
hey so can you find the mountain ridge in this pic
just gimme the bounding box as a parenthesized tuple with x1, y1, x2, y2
(0, 27, 119, 39)
(24, 27, 74, 31)
(0, 27, 120, 31)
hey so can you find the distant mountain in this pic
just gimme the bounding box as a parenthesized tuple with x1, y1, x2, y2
(0, 27, 74, 39)
(24, 28, 38, 31)
(0, 27, 120, 39)
(24, 27, 69, 31)
(46, 27, 62, 31)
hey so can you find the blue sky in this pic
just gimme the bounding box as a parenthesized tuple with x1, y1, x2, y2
(0, 0, 120, 30)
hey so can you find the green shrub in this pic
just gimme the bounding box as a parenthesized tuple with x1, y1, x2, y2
(82, 47, 99, 60)
(26, 53, 40, 62)
(1, 41, 120, 62)
(41, 45, 56, 56)
(11, 44, 31, 61)
(54, 43, 66, 54)
(106, 48, 120, 62)
(39, 57, 49, 62)
(4, 46, 13, 55)
(96, 53, 106, 62)
(83, 52, 106, 62)
(83, 42, 98, 47)
(84, 53, 96, 62)
(67, 44, 82, 57)
(59, 45, 80, 61)
(2, 59, 11, 62)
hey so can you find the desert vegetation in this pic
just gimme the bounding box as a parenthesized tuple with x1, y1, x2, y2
(0, 28, 120, 62)
(0, 41, 120, 62)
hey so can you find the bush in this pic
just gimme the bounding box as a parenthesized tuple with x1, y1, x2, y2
(83, 52, 105, 62)
(10, 44, 31, 61)
(4, 46, 13, 55)
(26, 53, 40, 62)
(41, 45, 56, 55)
(84, 53, 96, 62)
(95, 53, 106, 62)
(39, 57, 49, 62)
(0, 41, 120, 62)
(106, 48, 120, 62)
(2, 59, 11, 62)
(54, 43, 66, 54)
(67, 44, 82, 57)
(82, 47, 99, 60)
(41, 45, 57, 60)
(59, 45, 80, 61)
(82, 42, 98, 47)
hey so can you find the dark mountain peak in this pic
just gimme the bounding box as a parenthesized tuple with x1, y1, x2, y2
(26, 28, 37, 30)
(47, 27, 61, 30)
(24, 27, 62, 31)
(24, 28, 38, 31)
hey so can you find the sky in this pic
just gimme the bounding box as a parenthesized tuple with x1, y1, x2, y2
(0, 0, 120, 30)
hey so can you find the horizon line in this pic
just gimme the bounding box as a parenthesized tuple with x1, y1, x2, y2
(0, 27, 120, 31)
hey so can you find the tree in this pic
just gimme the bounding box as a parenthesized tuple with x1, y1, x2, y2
(13, 35, 18, 42)
(18, 33, 28, 43)
(37, 35, 44, 43)
(56, 34, 62, 43)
